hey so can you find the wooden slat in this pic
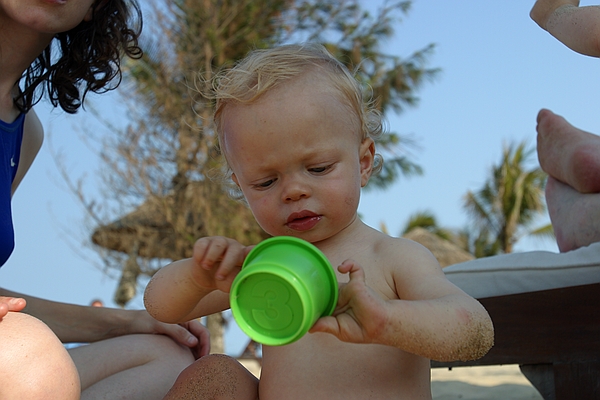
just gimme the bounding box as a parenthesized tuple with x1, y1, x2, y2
(553, 361, 600, 399)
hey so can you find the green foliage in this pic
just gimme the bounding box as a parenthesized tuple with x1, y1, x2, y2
(402, 210, 454, 241)
(463, 140, 548, 254)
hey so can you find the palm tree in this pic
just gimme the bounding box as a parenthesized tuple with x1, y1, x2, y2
(463, 141, 551, 254)
(401, 210, 454, 241)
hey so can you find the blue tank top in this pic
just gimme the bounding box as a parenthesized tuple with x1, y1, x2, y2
(0, 113, 24, 267)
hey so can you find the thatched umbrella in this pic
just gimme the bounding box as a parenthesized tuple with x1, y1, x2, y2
(90, 187, 202, 307)
(91, 194, 184, 260)
(403, 227, 474, 268)
(91, 192, 229, 353)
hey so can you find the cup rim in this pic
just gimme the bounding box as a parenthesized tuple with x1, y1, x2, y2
(243, 236, 338, 315)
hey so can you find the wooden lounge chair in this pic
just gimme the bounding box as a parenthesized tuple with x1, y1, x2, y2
(432, 243, 600, 400)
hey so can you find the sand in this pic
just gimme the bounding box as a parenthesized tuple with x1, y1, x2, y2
(431, 365, 543, 399)
(239, 360, 544, 399)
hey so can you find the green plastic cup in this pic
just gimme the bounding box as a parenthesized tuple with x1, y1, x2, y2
(230, 236, 338, 346)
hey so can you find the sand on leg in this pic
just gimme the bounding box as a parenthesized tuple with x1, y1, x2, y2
(163, 354, 260, 400)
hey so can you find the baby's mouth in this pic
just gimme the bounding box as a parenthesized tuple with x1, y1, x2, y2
(286, 211, 322, 231)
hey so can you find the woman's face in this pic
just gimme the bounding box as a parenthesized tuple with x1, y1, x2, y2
(0, 0, 96, 35)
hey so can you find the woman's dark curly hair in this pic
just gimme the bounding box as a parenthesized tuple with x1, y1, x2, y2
(15, 0, 143, 114)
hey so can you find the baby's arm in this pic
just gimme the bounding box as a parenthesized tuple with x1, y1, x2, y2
(531, 0, 600, 57)
(311, 245, 493, 362)
(144, 236, 252, 324)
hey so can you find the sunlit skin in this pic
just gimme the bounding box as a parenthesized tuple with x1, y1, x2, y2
(146, 68, 494, 399)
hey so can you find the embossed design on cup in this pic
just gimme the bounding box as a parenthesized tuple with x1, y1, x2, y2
(230, 236, 338, 346)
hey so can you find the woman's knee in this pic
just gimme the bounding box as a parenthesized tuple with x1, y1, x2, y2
(0, 312, 80, 399)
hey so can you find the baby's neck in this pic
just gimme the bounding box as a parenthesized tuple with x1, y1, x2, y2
(312, 217, 370, 257)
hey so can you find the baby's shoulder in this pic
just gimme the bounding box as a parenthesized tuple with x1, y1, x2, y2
(329, 222, 439, 273)
(370, 231, 438, 260)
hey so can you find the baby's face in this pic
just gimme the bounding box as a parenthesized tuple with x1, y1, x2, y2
(221, 73, 373, 244)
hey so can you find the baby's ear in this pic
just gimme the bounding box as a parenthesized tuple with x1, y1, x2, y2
(359, 138, 375, 187)
(231, 173, 240, 187)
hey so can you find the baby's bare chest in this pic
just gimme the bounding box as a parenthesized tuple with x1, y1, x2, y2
(258, 334, 430, 399)
(328, 250, 400, 300)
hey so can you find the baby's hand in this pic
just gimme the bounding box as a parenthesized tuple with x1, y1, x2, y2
(0, 296, 26, 320)
(190, 236, 253, 293)
(309, 260, 388, 344)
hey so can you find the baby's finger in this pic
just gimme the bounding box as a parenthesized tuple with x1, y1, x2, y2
(0, 296, 26, 312)
(202, 237, 231, 268)
(192, 238, 213, 266)
(215, 244, 248, 280)
(309, 315, 338, 335)
(196, 326, 211, 357)
(338, 259, 366, 282)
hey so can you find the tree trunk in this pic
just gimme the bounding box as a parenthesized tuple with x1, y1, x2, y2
(206, 313, 225, 354)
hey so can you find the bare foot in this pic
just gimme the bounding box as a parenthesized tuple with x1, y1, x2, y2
(546, 176, 600, 252)
(536, 108, 600, 193)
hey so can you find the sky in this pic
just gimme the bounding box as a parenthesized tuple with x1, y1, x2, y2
(2, 1, 600, 356)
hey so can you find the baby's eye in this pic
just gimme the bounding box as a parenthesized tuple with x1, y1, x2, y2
(309, 165, 332, 174)
(254, 179, 276, 189)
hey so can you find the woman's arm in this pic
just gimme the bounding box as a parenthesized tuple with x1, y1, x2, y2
(12, 110, 43, 196)
(0, 286, 209, 355)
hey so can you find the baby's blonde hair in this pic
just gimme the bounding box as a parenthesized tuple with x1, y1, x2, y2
(213, 44, 383, 165)
(209, 43, 383, 199)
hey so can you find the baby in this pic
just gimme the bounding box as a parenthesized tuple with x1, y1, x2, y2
(145, 43, 494, 400)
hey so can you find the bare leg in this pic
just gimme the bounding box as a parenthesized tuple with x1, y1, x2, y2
(70, 334, 195, 400)
(546, 176, 600, 252)
(536, 108, 600, 193)
(0, 312, 80, 399)
(163, 354, 259, 400)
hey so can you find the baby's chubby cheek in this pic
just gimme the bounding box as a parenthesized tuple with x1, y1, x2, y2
(249, 200, 278, 230)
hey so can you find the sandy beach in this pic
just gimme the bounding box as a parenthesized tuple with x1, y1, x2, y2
(431, 365, 543, 399)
